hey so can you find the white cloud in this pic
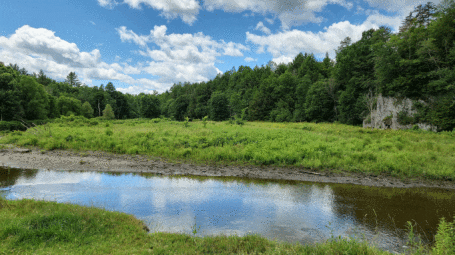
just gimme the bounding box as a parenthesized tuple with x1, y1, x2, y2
(244, 57, 257, 62)
(265, 18, 275, 24)
(117, 25, 248, 84)
(204, 0, 355, 29)
(246, 13, 402, 64)
(97, 0, 118, 9)
(90, 21, 96, 25)
(100, 0, 200, 25)
(0, 25, 165, 93)
(255, 21, 271, 35)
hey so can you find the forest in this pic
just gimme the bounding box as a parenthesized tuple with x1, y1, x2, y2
(0, 2, 454, 131)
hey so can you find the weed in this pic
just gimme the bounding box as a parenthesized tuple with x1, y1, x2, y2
(184, 117, 190, 128)
(202, 116, 208, 128)
(105, 129, 113, 136)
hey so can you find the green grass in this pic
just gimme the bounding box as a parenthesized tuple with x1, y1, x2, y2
(0, 197, 410, 254)
(1, 116, 455, 180)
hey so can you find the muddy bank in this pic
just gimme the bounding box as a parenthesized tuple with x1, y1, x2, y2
(0, 145, 453, 190)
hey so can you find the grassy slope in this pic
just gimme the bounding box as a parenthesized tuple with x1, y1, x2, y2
(0, 197, 399, 254)
(1, 117, 454, 180)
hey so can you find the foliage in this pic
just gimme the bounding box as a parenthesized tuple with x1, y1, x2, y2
(0, 121, 27, 131)
(56, 96, 82, 117)
(208, 91, 230, 121)
(81, 101, 94, 118)
(102, 104, 115, 120)
(398, 110, 416, 125)
(139, 93, 160, 119)
(433, 216, 455, 254)
(65, 72, 81, 88)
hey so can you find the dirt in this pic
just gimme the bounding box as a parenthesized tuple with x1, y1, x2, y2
(0, 145, 454, 190)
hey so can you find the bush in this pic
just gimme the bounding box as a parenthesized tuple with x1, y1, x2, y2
(433, 217, 455, 255)
(105, 129, 113, 136)
(397, 110, 415, 125)
(89, 120, 99, 126)
(0, 121, 26, 132)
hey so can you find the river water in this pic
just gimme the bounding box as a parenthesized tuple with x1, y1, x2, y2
(1, 167, 454, 253)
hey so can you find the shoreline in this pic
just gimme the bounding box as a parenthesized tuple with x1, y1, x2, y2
(1, 145, 454, 190)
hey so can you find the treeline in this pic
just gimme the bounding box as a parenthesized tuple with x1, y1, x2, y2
(0, 2, 454, 131)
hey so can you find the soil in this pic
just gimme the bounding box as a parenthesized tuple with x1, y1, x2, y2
(0, 144, 454, 190)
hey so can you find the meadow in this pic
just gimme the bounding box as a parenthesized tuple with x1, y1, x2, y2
(2, 197, 455, 255)
(1, 116, 454, 181)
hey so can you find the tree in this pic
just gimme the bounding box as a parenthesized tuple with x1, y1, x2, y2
(0, 72, 19, 121)
(56, 96, 82, 116)
(170, 95, 189, 121)
(81, 101, 94, 118)
(305, 79, 336, 122)
(208, 92, 230, 121)
(103, 104, 115, 120)
(16, 76, 49, 120)
(65, 72, 81, 87)
(37, 69, 50, 86)
(140, 94, 160, 118)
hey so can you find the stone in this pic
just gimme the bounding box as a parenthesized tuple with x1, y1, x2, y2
(363, 94, 437, 131)
(13, 148, 31, 153)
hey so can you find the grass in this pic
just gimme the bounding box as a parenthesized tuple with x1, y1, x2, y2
(0, 197, 423, 254)
(0, 116, 454, 181)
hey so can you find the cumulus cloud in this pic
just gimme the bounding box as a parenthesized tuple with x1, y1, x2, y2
(99, 0, 200, 25)
(244, 57, 257, 62)
(0, 25, 165, 92)
(246, 13, 402, 64)
(255, 22, 271, 35)
(117, 25, 248, 84)
(204, 0, 355, 29)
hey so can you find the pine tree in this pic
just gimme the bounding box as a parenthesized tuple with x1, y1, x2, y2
(102, 104, 115, 120)
(65, 72, 81, 87)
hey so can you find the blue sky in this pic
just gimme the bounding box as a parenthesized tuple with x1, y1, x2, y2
(0, 0, 441, 94)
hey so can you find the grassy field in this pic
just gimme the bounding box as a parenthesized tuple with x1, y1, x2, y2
(3, 197, 454, 255)
(1, 116, 454, 181)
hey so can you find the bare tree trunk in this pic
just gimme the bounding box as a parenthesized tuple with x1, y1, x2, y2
(363, 89, 377, 129)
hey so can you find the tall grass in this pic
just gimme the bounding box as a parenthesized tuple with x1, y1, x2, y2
(1, 116, 454, 180)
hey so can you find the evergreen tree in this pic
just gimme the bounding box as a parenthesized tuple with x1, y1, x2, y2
(103, 104, 115, 120)
(65, 72, 81, 87)
(81, 101, 94, 118)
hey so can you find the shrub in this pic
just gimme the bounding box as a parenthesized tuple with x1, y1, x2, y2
(89, 120, 99, 126)
(433, 217, 455, 255)
(0, 121, 26, 131)
(397, 110, 415, 125)
(105, 129, 113, 136)
(102, 104, 115, 120)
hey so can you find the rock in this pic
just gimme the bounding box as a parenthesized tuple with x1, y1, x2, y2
(13, 148, 31, 153)
(363, 94, 437, 131)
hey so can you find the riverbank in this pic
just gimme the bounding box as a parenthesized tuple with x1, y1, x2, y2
(1, 145, 454, 190)
(0, 197, 424, 255)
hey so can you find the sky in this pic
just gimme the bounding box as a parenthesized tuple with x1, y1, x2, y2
(0, 0, 443, 94)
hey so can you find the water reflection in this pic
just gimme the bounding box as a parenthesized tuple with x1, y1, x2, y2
(1, 167, 454, 253)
